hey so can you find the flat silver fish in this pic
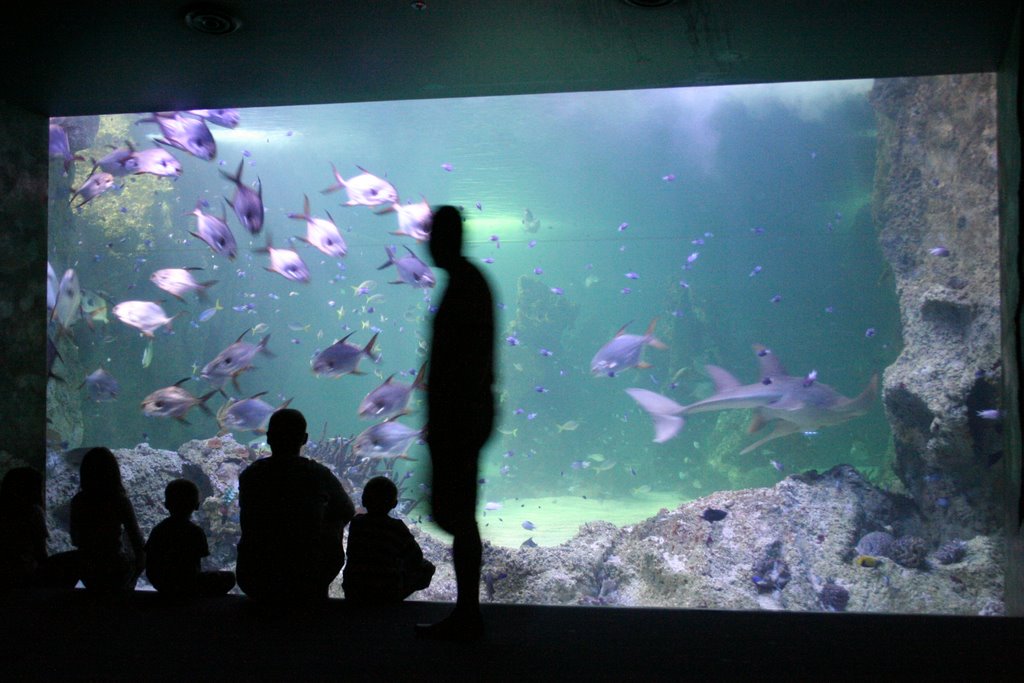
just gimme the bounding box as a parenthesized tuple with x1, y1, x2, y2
(80, 367, 119, 402)
(112, 300, 176, 338)
(322, 164, 398, 207)
(352, 420, 421, 459)
(140, 111, 216, 161)
(385, 198, 432, 241)
(131, 146, 182, 177)
(51, 268, 82, 332)
(377, 245, 435, 288)
(288, 194, 347, 258)
(358, 362, 427, 420)
(201, 330, 272, 391)
(312, 332, 378, 378)
(591, 318, 667, 377)
(70, 164, 115, 208)
(216, 391, 291, 434)
(220, 159, 264, 234)
(189, 201, 237, 259)
(150, 267, 217, 301)
(141, 377, 215, 422)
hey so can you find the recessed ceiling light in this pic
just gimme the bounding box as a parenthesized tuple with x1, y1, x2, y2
(184, 4, 241, 35)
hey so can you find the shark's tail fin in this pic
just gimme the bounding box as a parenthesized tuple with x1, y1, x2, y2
(625, 388, 685, 443)
(843, 373, 879, 415)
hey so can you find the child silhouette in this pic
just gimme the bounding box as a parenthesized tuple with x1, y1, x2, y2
(145, 479, 235, 598)
(343, 476, 435, 604)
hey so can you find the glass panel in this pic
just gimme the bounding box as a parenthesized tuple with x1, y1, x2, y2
(44, 74, 1004, 614)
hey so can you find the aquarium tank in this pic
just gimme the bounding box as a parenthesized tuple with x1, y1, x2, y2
(44, 74, 1006, 615)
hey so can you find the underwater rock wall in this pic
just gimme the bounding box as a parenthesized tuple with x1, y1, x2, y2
(869, 75, 1003, 541)
(0, 101, 49, 476)
(412, 465, 1003, 615)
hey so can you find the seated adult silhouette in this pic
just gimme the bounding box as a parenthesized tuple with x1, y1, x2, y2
(236, 408, 354, 607)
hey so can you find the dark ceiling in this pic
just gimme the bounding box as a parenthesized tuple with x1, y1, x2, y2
(3, 0, 1019, 117)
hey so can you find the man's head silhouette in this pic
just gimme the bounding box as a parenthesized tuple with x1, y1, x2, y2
(428, 205, 464, 270)
(267, 408, 308, 457)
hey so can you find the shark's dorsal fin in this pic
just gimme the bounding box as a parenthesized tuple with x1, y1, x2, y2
(753, 344, 788, 378)
(706, 365, 742, 392)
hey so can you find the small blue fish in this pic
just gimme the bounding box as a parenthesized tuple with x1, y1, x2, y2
(687, 252, 699, 264)
(521, 521, 536, 530)
(550, 287, 564, 295)
(538, 348, 553, 357)
(506, 335, 520, 346)
(533, 267, 543, 275)
(662, 173, 676, 182)
(770, 294, 782, 303)
(618, 222, 629, 232)
(865, 328, 877, 338)
(977, 409, 1001, 420)
(534, 386, 548, 393)
(625, 272, 639, 280)
(803, 370, 818, 387)
(441, 163, 454, 172)
(929, 246, 950, 257)
(749, 265, 762, 277)
(528, 240, 537, 248)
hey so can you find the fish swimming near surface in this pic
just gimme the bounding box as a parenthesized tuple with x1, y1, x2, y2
(220, 159, 264, 234)
(187, 108, 241, 129)
(358, 362, 427, 420)
(51, 268, 82, 333)
(49, 123, 84, 175)
(80, 367, 120, 402)
(150, 267, 217, 301)
(112, 300, 177, 338)
(312, 332, 378, 378)
(322, 164, 398, 207)
(141, 377, 216, 423)
(591, 318, 668, 377)
(382, 197, 432, 241)
(188, 200, 237, 260)
(69, 163, 115, 208)
(377, 245, 436, 288)
(130, 146, 183, 178)
(201, 330, 273, 392)
(216, 391, 291, 435)
(625, 345, 878, 454)
(522, 208, 540, 233)
(139, 111, 216, 161)
(352, 420, 421, 460)
(288, 194, 347, 258)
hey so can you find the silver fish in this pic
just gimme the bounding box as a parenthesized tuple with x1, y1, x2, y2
(49, 123, 83, 175)
(288, 194, 346, 258)
(51, 268, 82, 332)
(385, 198, 432, 241)
(69, 164, 115, 208)
(80, 367, 119, 402)
(150, 267, 217, 301)
(189, 201, 237, 259)
(187, 108, 240, 129)
(260, 243, 310, 283)
(358, 362, 427, 420)
(112, 300, 176, 337)
(216, 391, 291, 435)
(352, 420, 422, 460)
(311, 332, 378, 378)
(141, 111, 217, 161)
(626, 345, 877, 453)
(221, 159, 264, 235)
(141, 377, 215, 422)
(322, 164, 398, 207)
(131, 146, 182, 177)
(46, 262, 58, 313)
(591, 318, 667, 377)
(201, 330, 273, 392)
(96, 141, 139, 176)
(377, 245, 435, 288)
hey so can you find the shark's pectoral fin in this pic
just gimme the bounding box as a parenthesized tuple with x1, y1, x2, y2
(740, 421, 801, 455)
(834, 374, 879, 417)
(650, 414, 684, 443)
(748, 412, 768, 434)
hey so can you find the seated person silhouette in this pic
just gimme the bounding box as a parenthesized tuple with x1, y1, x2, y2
(55, 447, 146, 593)
(236, 408, 355, 607)
(145, 478, 235, 598)
(0, 467, 48, 593)
(343, 476, 435, 604)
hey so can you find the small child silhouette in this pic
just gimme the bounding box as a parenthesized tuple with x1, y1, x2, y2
(145, 479, 235, 597)
(343, 476, 435, 604)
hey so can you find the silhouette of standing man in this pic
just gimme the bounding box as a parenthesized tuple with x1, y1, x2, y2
(416, 205, 495, 641)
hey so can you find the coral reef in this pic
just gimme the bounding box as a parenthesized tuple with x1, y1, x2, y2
(870, 75, 1003, 541)
(934, 539, 968, 565)
(819, 582, 850, 612)
(855, 531, 895, 558)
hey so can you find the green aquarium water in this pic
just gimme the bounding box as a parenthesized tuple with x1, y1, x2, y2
(45, 77, 1004, 612)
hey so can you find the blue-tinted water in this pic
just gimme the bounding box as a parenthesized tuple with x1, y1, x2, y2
(49, 80, 898, 541)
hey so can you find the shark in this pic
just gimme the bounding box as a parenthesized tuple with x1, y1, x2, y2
(626, 345, 878, 455)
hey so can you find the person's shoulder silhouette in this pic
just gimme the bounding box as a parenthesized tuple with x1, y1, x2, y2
(0, 467, 48, 592)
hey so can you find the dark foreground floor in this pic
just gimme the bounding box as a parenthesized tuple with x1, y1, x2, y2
(1, 588, 1021, 681)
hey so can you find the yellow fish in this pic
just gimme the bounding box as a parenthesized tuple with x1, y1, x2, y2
(497, 427, 518, 438)
(556, 420, 580, 433)
(251, 322, 270, 335)
(361, 320, 371, 329)
(336, 306, 345, 320)
(632, 485, 652, 495)
(587, 453, 605, 462)
(853, 555, 883, 568)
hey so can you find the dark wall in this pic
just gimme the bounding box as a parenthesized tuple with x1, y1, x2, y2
(998, 8, 1023, 616)
(0, 100, 47, 476)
